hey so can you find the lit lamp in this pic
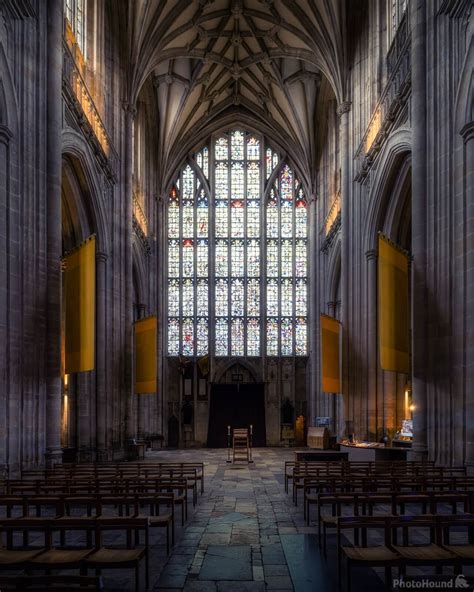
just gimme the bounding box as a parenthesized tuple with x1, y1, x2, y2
(409, 404, 415, 420)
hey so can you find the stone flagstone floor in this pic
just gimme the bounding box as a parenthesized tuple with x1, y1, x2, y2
(146, 448, 384, 592)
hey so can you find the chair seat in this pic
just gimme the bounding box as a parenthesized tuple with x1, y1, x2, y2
(147, 514, 172, 526)
(392, 544, 456, 561)
(85, 547, 145, 565)
(322, 515, 338, 525)
(31, 548, 93, 564)
(444, 545, 474, 559)
(343, 545, 400, 563)
(0, 549, 44, 565)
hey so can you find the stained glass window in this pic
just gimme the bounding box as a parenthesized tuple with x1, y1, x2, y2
(167, 130, 308, 356)
(65, 0, 86, 56)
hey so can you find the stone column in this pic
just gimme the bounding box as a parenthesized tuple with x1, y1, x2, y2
(410, 0, 428, 456)
(45, 0, 64, 467)
(95, 251, 108, 461)
(123, 103, 136, 440)
(463, 123, 474, 466)
(365, 249, 378, 440)
(338, 100, 352, 436)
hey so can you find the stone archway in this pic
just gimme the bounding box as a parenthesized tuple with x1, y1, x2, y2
(208, 362, 266, 448)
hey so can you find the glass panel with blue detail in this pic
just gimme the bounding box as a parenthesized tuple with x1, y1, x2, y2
(182, 279, 194, 316)
(247, 201, 260, 237)
(231, 240, 244, 276)
(168, 239, 180, 277)
(281, 318, 293, 356)
(231, 130, 244, 160)
(247, 318, 260, 356)
(295, 318, 307, 355)
(231, 279, 244, 316)
(168, 279, 180, 316)
(247, 136, 260, 160)
(182, 318, 194, 356)
(215, 161, 228, 200)
(295, 240, 307, 277)
(197, 190, 208, 237)
(196, 318, 209, 356)
(266, 279, 279, 316)
(197, 239, 208, 277)
(247, 162, 260, 200)
(197, 279, 208, 317)
(281, 240, 293, 277)
(266, 319, 279, 356)
(168, 318, 180, 356)
(215, 318, 228, 356)
(215, 278, 228, 317)
(266, 239, 279, 277)
(266, 190, 279, 238)
(231, 318, 244, 356)
(182, 239, 194, 277)
(295, 192, 307, 238)
(231, 200, 244, 238)
(231, 162, 244, 200)
(247, 239, 260, 277)
(215, 201, 228, 237)
(215, 136, 228, 160)
(295, 278, 307, 316)
(281, 279, 293, 316)
(215, 240, 228, 276)
(247, 278, 260, 316)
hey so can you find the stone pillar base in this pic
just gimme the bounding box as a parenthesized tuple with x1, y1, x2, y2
(45, 447, 63, 469)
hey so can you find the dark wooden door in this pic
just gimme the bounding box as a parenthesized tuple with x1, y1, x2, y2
(207, 383, 266, 447)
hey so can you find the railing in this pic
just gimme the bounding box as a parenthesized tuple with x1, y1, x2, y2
(62, 20, 118, 180)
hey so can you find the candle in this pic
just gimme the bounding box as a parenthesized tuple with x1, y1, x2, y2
(227, 425, 231, 435)
(250, 424, 253, 435)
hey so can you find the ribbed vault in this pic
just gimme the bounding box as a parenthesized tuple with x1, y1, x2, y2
(126, 0, 346, 193)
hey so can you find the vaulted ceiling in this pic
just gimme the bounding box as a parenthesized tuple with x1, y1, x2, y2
(126, 0, 346, 192)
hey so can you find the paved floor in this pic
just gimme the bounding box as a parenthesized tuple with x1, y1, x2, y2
(144, 448, 383, 592)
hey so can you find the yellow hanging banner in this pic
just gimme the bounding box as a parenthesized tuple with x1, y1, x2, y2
(64, 236, 96, 373)
(320, 314, 341, 393)
(135, 316, 157, 394)
(378, 234, 410, 373)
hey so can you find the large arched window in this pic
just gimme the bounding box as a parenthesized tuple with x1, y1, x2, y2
(167, 130, 308, 357)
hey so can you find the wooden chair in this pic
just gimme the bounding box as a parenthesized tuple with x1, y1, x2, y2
(390, 515, 459, 576)
(83, 517, 149, 592)
(337, 516, 400, 592)
(439, 514, 474, 569)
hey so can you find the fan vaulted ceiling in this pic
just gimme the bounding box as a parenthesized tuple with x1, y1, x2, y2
(127, 0, 346, 192)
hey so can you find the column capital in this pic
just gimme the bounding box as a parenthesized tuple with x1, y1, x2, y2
(96, 251, 108, 264)
(365, 249, 378, 261)
(122, 102, 137, 118)
(337, 101, 352, 117)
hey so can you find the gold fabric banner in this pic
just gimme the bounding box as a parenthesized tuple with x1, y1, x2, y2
(378, 234, 410, 373)
(64, 236, 96, 373)
(135, 316, 157, 394)
(321, 314, 341, 393)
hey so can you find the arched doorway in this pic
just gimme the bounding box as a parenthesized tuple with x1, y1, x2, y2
(207, 363, 266, 447)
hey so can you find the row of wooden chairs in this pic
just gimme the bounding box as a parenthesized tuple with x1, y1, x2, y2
(2, 477, 193, 515)
(22, 462, 205, 494)
(337, 514, 474, 592)
(309, 490, 473, 556)
(0, 492, 176, 554)
(0, 575, 103, 591)
(0, 517, 149, 591)
(293, 474, 474, 505)
(285, 460, 467, 495)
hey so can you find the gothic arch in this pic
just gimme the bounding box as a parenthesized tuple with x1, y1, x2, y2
(132, 239, 147, 312)
(62, 129, 111, 255)
(363, 127, 412, 253)
(213, 360, 261, 385)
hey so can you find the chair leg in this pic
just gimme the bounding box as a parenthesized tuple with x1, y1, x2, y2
(135, 565, 140, 592)
(167, 523, 170, 555)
